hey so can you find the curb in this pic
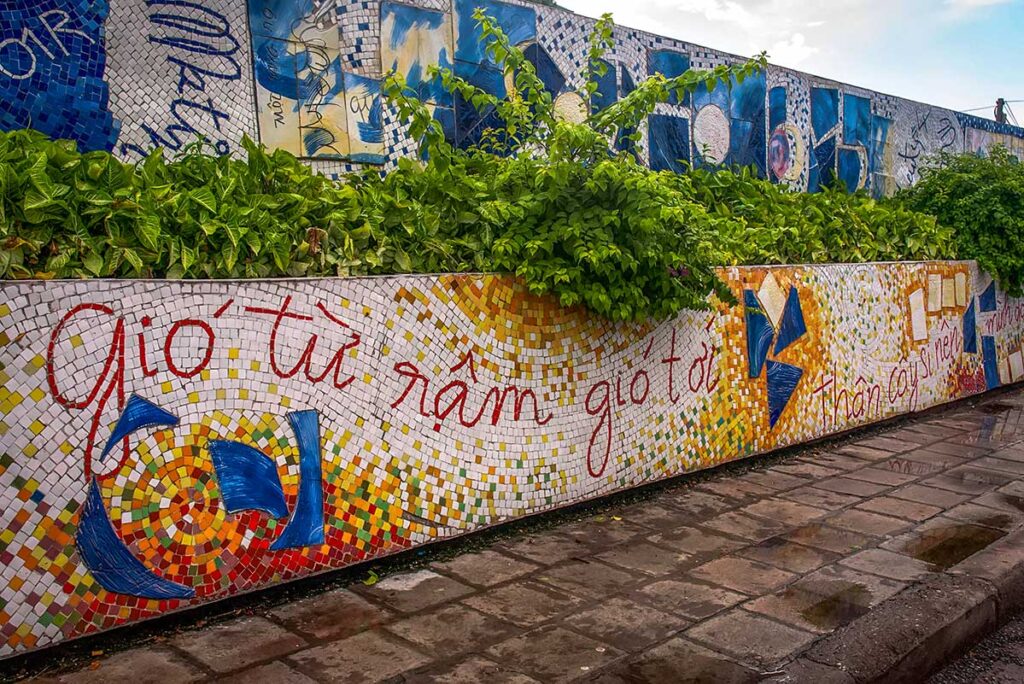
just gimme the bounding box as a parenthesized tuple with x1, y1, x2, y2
(779, 527, 1024, 683)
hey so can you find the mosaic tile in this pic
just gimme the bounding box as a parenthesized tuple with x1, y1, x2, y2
(0, 262, 1019, 656)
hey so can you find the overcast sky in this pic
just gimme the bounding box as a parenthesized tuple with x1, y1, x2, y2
(558, 0, 1024, 121)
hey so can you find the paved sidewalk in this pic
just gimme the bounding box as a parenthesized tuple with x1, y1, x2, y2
(21, 388, 1024, 683)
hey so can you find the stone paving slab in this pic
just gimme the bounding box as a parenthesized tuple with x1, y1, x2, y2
(16, 387, 1024, 683)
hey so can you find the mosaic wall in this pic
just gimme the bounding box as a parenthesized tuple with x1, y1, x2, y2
(1, 263, 1023, 655)
(1, 0, 1023, 185)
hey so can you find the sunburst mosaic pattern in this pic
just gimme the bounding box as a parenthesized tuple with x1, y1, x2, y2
(0, 263, 1022, 656)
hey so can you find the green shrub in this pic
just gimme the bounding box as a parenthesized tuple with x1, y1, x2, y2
(897, 147, 1024, 295)
(0, 11, 959, 323)
(669, 166, 955, 266)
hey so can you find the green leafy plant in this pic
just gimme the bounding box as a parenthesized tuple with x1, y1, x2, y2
(897, 146, 1024, 295)
(0, 10, 960, 324)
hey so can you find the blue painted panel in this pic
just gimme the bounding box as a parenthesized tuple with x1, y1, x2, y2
(730, 72, 766, 122)
(98, 395, 178, 463)
(591, 59, 617, 113)
(692, 80, 729, 112)
(811, 87, 839, 141)
(729, 117, 766, 176)
(523, 43, 565, 98)
(616, 66, 637, 154)
(455, 0, 536, 65)
(0, 0, 119, 151)
(744, 290, 774, 379)
(981, 281, 997, 312)
(769, 86, 787, 131)
(271, 411, 326, 550)
(648, 50, 690, 106)
(76, 479, 194, 599)
(452, 60, 505, 149)
(809, 136, 837, 192)
(963, 300, 978, 354)
(648, 114, 690, 173)
(774, 287, 807, 355)
(837, 148, 863, 192)
(766, 360, 804, 428)
(433, 106, 457, 148)
(209, 441, 289, 518)
(982, 336, 1001, 390)
(869, 114, 892, 198)
(843, 94, 871, 147)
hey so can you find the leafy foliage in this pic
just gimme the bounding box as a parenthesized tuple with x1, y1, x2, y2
(673, 166, 955, 266)
(0, 11, 959, 323)
(897, 147, 1024, 296)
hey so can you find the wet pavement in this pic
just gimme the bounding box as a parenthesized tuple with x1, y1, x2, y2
(13, 388, 1024, 683)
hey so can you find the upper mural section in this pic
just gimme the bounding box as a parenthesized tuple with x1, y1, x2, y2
(0, 0, 1022, 190)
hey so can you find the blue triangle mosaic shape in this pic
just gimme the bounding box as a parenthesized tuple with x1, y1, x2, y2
(766, 360, 804, 429)
(744, 290, 774, 379)
(963, 300, 978, 354)
(980, 281, 997, 313)
(774, 287, 807, 355)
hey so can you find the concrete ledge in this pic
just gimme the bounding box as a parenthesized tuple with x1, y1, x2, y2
(786, 530, 1024, 682)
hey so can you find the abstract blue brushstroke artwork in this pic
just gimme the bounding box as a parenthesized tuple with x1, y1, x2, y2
(980, 281, 998, 312)
(648, 114, 690, 173)
(963, 300, 978, 354)
(774, 287, 807, 355)
(271, 410, 326, 550)
(98, 395, 179, 462)
(982, 336, 1001, 390)
(0, 0, 119, 151)
(744, 290, 774, 379)
(454, 0, 535, 65)
(381, 0, 453, 106)
(343, 72, 385, 163)
(766, 360, 804, 428)
(209, 441, 289, 518)
(76, 479, 195, 600)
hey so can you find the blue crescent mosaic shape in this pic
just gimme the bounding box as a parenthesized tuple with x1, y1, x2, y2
(76, 478, 195, 600)
(774, 286, 807, 356)
(98, 395, 179, 462)
(766, 360, 804, 429)
(744, 290, 774, 379)
(271, 410, 326, 550)
(208, 441, 289, 518)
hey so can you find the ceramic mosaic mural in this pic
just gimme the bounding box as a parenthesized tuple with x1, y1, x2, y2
(1, 262, 1023, 656)
(1, 0, 1022, 183)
